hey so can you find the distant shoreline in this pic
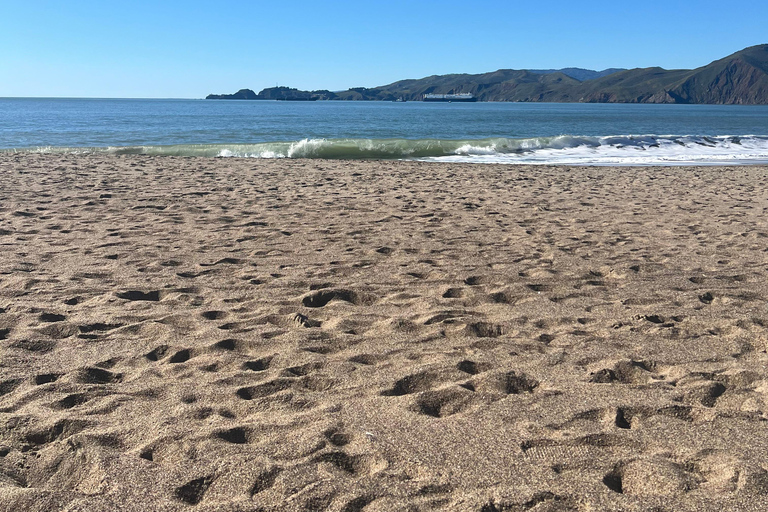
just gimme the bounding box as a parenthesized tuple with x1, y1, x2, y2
(207, 44, 768, 104)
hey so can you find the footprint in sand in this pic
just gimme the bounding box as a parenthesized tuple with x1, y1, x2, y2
(469, 370, 540, 395)
(302, 288, 375, 308)
(175, 475, 214, 505)
(250, 467, 282, 496)
(411, 387, 476, 418)
(381, 370, 444, 396)
(116, 290, 163, 301)
(588, 359, 662, 385)
(603, 458, 701, 496)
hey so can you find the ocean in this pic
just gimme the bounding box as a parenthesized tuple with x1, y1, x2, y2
(1, 97, 767, 165)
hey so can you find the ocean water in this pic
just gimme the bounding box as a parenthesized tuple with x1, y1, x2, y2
(1, 97, 767, 165)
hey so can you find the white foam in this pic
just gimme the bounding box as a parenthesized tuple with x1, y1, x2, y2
(424, 135, 768, 166)
(287, 138, 326, 158)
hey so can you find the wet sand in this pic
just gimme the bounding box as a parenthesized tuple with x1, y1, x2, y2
(2, 154, 768, 511)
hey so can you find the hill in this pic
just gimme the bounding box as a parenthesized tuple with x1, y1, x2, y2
(206, 45, 768, 104)
(527, 67, 626, 81)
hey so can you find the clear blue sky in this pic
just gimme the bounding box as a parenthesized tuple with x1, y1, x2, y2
(1, 0, 765, 98)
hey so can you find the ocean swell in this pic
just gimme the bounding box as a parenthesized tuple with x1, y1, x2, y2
(5, 135, 768, 165)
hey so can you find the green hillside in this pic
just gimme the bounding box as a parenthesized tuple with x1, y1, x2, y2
(206, 45, 768, 104)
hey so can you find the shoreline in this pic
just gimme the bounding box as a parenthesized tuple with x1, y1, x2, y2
(2, 154, 768, 510)
(3, 133, 768, 166)
(5, 152, 768, 168)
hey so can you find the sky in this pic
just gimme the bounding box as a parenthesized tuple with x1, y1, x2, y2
(1, 0, 766, 98)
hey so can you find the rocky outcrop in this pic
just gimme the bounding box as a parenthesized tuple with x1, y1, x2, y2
(206, 87, 340, 101)
(205, 89, 258, 100)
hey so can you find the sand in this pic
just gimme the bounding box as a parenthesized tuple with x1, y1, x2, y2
(1, 153, 768, 511)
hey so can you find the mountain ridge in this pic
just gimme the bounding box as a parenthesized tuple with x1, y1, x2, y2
(206, 45, 768, 104)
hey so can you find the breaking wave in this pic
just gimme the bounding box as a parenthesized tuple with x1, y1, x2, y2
(5, 135, 768, 165)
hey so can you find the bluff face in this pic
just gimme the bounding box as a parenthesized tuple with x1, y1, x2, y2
(206, 44, 768, 104)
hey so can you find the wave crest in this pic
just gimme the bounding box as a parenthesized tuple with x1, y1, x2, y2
(5, 135, 768, 165)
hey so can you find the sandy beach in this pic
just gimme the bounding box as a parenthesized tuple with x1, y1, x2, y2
(2, 153, 768, 511)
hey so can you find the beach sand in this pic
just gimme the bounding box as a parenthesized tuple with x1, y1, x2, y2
(2, 154, 768, 511)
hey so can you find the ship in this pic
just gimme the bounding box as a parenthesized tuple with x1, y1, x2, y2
(423, 93, 477, 102)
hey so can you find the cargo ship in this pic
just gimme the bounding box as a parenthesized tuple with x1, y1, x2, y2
(423, 93, 477, 102)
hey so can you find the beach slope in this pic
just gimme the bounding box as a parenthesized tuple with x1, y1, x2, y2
(2, 155, 768, 511)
